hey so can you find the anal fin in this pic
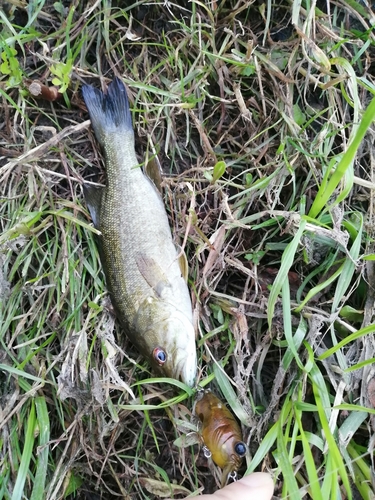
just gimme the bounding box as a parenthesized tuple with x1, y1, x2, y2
(83, 183, 104, 228)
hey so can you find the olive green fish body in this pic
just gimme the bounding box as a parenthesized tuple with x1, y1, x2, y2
(82, 79, 197, 386)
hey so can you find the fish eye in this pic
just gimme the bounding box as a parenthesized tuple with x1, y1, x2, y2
(153, 347, 167, 366)
(234, 442, 247, 457)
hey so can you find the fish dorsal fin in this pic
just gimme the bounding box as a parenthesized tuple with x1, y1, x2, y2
(176, 245, 189, 282)
(83, 183, 104, 227)
(135, 253, 171, 298)
(145, 156, 163, 194)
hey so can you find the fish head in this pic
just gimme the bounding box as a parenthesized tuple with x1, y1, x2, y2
(145, 311, 197, 387)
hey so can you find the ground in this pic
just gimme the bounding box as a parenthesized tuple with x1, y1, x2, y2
(1, 1, 375, 499)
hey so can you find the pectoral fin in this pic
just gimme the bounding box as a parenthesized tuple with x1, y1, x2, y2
(135, 253, 171, 297)
(83, 183, 104, 228)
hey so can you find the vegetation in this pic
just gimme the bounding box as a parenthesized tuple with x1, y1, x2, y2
(1, 0, 375, 498)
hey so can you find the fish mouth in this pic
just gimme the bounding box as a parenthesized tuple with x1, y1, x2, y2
(171, 349, 197, 388)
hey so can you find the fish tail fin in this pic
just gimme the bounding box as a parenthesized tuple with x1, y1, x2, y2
(82, 78, 133, 145)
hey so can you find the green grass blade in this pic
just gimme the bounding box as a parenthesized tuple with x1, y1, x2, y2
(318, 323, 375, 360)
(331, 213, 363, 313)
(274, 399, 301, 499)
(282, 280, 305, 370)
(294, 263, 344, 312)
(267, 218, 307, 327)
(30, 397, 50, 500)
(308, 97, 375, 218)
(11, 402, 36, 500)
(294, 408, 324, 500)
(246, 420, 278, 474)
(311, 371, 352, 499)
(213, 362, 251, 426)
(282, 316, 308, 371)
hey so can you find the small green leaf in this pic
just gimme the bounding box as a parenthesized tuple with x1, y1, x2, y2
(245, 173, 253, 186)
(271, 49, 289, 70)
(339, 305, 363, 323)
(293, 103, 306, 126)
(63, 473, 84, 498)
(53, 1, 66, 14)
(88, 301, 103, 311)
(203, 170, 213, 182)
(51, 65, 63, 78)
(0, 60, 10, 75)
(212, 160, 226, 182)
(52, 76, 62, 86)
(241, 64, 255, 76)
(244, 250, 265, 264)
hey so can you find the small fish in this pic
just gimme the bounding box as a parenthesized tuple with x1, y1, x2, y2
(195, 390, 247, 487)
(81, 78, 197, 387)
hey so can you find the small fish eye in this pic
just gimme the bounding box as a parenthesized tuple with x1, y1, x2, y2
(153, 347, 167, 365)
(234, 442, 247, 457)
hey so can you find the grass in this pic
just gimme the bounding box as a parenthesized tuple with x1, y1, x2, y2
(1, 0, 375, 498)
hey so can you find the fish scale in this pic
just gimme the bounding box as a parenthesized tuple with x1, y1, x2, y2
(82, 78, 197, 387)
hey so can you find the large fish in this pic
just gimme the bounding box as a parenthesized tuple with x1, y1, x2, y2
(81, 78, 197, 387)
(195, 390, 247, 487)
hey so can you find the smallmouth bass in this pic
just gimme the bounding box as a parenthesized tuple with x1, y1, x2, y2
(82, 78, 197, 387)
(195, 390, 247, 487)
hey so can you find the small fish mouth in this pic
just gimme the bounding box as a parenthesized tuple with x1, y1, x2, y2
(172, 350, 197, 388)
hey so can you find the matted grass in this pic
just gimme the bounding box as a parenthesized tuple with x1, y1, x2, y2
(1, 0, 375, 498)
